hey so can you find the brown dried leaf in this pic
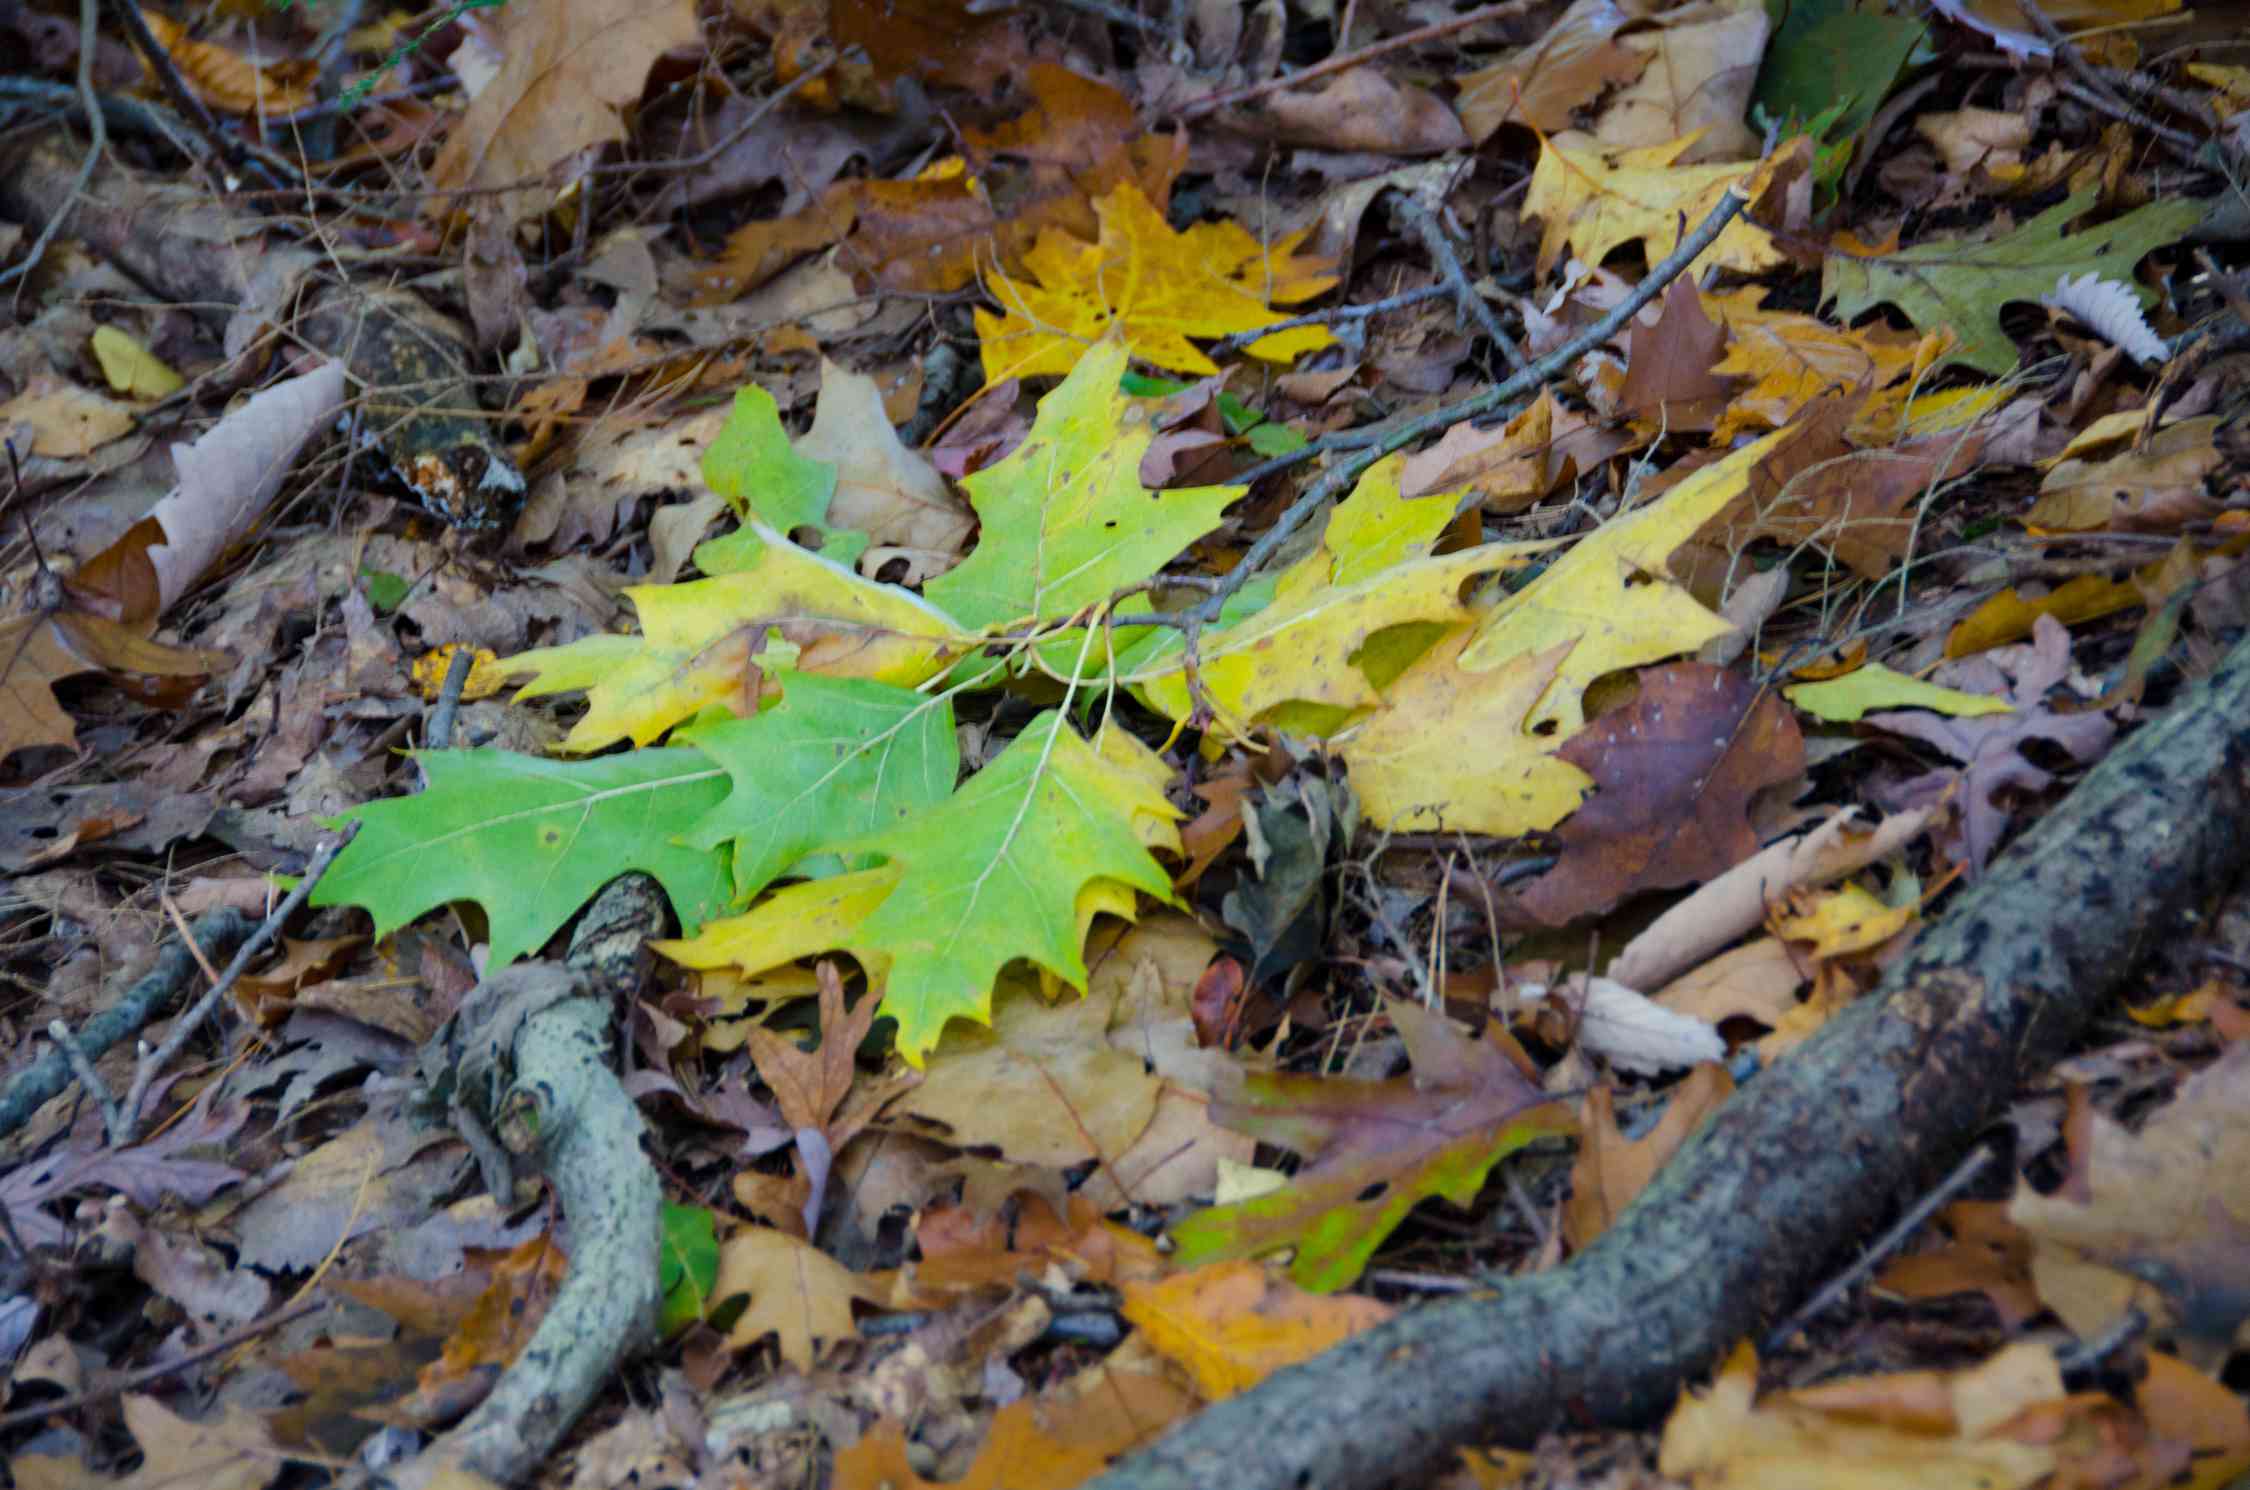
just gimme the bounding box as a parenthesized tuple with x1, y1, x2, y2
(1517, 663, 1805, 926)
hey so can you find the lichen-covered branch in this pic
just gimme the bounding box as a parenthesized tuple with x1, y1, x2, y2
(386, 964, 661, 1489)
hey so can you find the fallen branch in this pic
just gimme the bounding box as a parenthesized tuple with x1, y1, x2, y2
(1088, 626, 2250, 1490)
(383, 876, 668, 1489)
(0, 125, 523, 528)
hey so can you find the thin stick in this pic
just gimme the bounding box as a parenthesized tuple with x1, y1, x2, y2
(1761, 1141, 1996, 1352)
(1168, 0, 1535, 121)
(425, 646, 476, 754)
(0, 911, 255, 1142)
(0, 1296, 324, 1431)
(103, 0, 302, 192)
(0, 0, 107, 300)
(1206, 283, 1453, 354)
(115, 827, 358, 1143)
(1391, 194, 1530, 375)
(42, 1020, 123, 1146)
(2012, 0, 2203, 159)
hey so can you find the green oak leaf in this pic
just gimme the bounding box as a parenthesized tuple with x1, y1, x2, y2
(312, 747, 732, 967)
(925, 339, 1243, 630)
(679, 672, 958, 900)
(1822, 191, 2199, 375)
(842, 711, 1178, 1063)
(699, 384, 868, 570)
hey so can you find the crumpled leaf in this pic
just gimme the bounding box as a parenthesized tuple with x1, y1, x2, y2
(792, 360, 975, 572)
(1524, 132, 1795, 278)
(310, 746, 733, 967)
(1660, 1341, 2064, 1488)
(1, 1092, 248, 1248)
(1822, 190, 2200, 375)
(1512, 662, 1803, 926)
(1168, 1001, 1570, 1291)
(974, 181, 1338, 382)
(1119, 1259, 1395, 1400)
(105, 359, 349, 620)
(2043, 272, 2167, 364)
(139, 10, 314, 114)
(713, 1223, 885, 1369)
(831, 1372, 1192, 1490)
(91, 325, 184, 398)
(2007, 1037, 2250, 1369)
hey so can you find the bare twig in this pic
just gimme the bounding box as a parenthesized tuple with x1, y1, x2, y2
(0, 1296, 324, 1431)
(115, 827, 358, 1143)
(2013, 0, 2204, 160)
(1206, 282, 1452, 354)
(0, 912, 255, 1142)
(0, 0, 106, 300)
(1133, 180, 1754, 636)
(42, 1020, 122, 1146)
(424, 646, 476, 754)
(1761, 1141, 1997, 1352)
(1391, 194, 1529, 375)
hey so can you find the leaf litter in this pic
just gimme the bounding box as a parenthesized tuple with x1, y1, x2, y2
(1, 0, 2248, 1487)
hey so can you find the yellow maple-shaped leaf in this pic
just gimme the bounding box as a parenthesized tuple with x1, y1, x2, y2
(1342, 633, 1592, 836)
(1129, 458, 1552, 734)
(1458, 424, 1793, 737)
(1703, 288, 1956, 442)
(1095, 724, 1189, 858)
(507, 521, 966, 752)
(1524, 131, 1789, 278)
(975, 181, 1338, 383)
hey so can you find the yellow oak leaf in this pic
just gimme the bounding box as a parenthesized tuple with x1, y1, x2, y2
(1524, 131, 1791, 278)
(974, 181, 1338, 383)
(506, 522, 965, 752)
(1458, 423, 1793, 737)
(1127, 457, 1552, 734)
(1342, 633, 1592, 836)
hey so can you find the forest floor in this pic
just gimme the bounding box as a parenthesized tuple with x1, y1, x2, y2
(2, 0, 2249, 1487)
